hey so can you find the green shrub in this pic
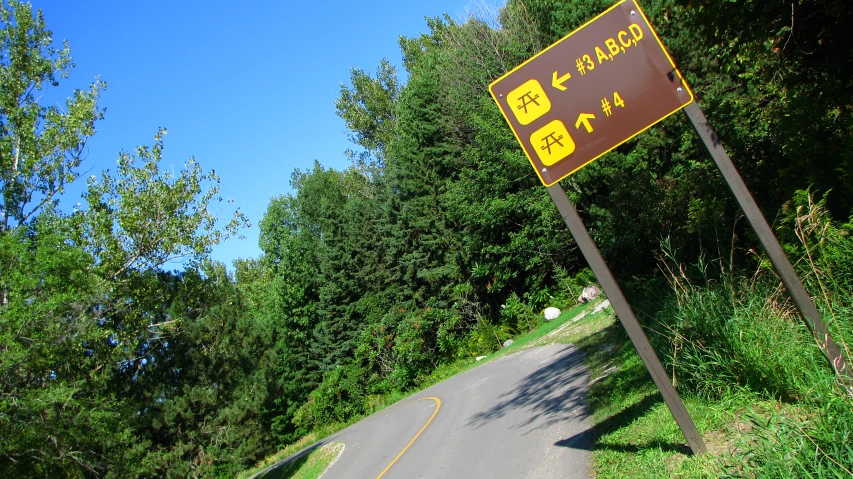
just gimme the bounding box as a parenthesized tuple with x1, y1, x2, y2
(355, 306, 467, 390)
(553, 266, 597, 306)
(390, 308, 451, 387)
(500, 292, 539, 332)
(459, 316, 510, 358)
(292, 364, 367, 431)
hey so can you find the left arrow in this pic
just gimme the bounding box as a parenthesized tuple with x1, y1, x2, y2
(552, 70, 572, 91)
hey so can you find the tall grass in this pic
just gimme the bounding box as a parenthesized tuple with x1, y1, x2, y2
(734, 370, 853, 478)
(653, 247, 819, 401)
(651, 190, 853, 477)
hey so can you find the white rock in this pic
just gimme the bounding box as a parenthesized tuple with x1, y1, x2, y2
(502, 339, 514, 348)
(543, 307, 561, 321)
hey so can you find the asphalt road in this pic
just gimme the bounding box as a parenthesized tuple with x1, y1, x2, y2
(318, 344, 593, 479)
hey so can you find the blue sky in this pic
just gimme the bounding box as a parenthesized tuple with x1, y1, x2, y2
(30, 0, 497, 267)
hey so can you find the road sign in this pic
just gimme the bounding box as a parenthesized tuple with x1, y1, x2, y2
(489, 0, 693, 186)
(490, 0, 707, 455)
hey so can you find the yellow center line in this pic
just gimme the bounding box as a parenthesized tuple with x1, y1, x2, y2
(375, 396, 442, 479)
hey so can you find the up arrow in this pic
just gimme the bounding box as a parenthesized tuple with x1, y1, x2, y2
(552, 70, 572, 91)
(575, 113, 596, 133)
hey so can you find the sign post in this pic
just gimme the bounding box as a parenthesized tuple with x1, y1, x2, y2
(683, 102, 853, 393)
(489, 0, 706, 455)
(546, 183, 707, 455)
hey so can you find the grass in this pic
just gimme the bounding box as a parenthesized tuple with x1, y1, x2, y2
(594, 194, 853, 477)
(562, 305, 781, 478)
(236, 426, 346, 479)
(572, 275, 853, 478)
(253, 442, 344, 479)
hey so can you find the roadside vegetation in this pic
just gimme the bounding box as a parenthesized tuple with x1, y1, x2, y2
(2, 0, 852, 477)
(249, 442, 344, 479)
(573, 192, 853, 477)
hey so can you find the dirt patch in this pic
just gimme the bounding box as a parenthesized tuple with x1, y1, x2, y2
(664, 412, 755, 475)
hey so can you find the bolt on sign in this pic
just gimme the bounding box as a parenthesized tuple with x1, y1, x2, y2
(489, 0, 693, 186)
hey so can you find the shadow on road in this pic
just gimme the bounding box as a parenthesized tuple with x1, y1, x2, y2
(553, 393, 689, 455)
(465, 345, 591, 435)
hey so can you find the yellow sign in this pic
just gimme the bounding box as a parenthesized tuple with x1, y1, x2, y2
(531, 120, 575, 166)
(508, 79, 551, 125)
(489, 0, 694, 186)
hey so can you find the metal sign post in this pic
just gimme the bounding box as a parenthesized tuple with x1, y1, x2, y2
(547, 183, 707, 455)
(684, 102, 853, 393)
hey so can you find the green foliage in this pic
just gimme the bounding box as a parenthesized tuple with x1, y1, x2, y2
(778, 189, 853, 294)
(390, 308, 456, 387)
(113, 264, 285, 477)
(7, 0, 853, 475)
(0, 0, 104, 232)
(500, 292, 538, 333)
(81, 128, 249, 277)
(553, 266, 596, 306)
(292, 364, 368, 432)
(334, 59, 399, 172)
(1, 31, 251, 473)
(0, 213, 129, 477)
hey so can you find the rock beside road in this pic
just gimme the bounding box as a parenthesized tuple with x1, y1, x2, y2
(578, 284, 602, 303)
(543, 307, 561, 321)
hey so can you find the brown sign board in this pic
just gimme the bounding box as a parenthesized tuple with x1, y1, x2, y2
(489, 0, 693, 186)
